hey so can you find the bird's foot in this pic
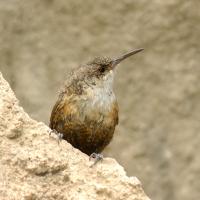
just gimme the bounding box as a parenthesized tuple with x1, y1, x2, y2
(48, 129, 63, 144)
(89, 153, 103, 167)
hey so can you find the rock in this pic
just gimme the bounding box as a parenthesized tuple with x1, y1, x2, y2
(0, 72, 150, 200)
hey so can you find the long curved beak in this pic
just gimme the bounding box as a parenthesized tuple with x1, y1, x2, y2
(112, 48, 144, 68)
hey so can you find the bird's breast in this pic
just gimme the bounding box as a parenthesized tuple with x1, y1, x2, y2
(85, 86, 116, 113)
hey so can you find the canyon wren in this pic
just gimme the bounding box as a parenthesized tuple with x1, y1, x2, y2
(49, 48, 144, 161)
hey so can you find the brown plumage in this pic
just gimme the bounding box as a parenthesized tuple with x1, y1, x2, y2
(49, 48, 143, 156)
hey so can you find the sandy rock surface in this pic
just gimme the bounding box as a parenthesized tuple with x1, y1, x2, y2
(0, 72, 150, 200)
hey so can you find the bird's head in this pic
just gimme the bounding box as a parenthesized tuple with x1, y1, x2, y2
(84, 48, 144, 84)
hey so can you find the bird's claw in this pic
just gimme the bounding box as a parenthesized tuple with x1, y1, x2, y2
(57, 132, 63, 144)
(48, 129, 63, 144)
(89, 153, 103, 167)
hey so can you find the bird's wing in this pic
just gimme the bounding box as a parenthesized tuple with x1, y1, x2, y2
(49, 95, 76, 130)
(49, 98, 64, 130)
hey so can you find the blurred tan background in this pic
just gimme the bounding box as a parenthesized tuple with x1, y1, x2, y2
(1, 0, 200, 200)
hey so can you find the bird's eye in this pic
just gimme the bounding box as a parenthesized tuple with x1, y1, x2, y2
(99, 65, 106, 73)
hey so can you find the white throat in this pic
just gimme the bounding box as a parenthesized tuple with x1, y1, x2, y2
(86, 70, 116, 111)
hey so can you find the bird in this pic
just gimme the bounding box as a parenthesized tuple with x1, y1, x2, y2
(49, 48, 144, 162)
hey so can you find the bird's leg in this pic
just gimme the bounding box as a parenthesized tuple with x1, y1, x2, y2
(89, 153, 103, 167)
(48, 129, 63, 144)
